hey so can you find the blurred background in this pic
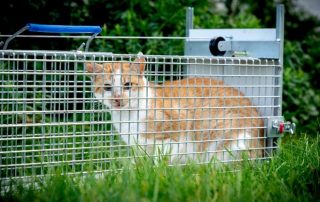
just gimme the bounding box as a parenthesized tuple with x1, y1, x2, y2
(0, 0, 319, 135)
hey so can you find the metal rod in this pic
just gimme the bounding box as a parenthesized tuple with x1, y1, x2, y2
(276, 4, 285, 116)
(186, 7, 194, 37)
(2, 26, 29, 49)
(0, 35, 189, 40)
(276, 4, 285, 66)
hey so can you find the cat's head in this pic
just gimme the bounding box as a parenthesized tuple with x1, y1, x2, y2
(86, 54, 147, 109)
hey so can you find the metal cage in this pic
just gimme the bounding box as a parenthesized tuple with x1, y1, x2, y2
(0, 5, 294, 184)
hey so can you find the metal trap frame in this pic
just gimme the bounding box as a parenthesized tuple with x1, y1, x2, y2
(0, 5, 294, 184)
(184, 5, 295, 153)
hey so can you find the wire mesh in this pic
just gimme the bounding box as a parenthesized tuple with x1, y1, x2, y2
(0, 51, 281, 181)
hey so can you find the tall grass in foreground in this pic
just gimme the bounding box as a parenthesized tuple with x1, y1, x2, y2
(1, 134, 319, 202)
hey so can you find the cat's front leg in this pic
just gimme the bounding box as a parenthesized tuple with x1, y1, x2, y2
(133, 134, 186, 164)
(154, 137, 189, 164)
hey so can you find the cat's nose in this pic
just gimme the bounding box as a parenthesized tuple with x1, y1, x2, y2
(113, 94, 122, 104)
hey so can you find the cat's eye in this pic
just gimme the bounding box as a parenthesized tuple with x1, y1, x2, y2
(124, 82, 132, 90)
(104, 84, 112, 91)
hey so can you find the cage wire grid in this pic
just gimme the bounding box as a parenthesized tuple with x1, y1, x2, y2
(0, 50, 282, 182)
(0, 5, 289, 184)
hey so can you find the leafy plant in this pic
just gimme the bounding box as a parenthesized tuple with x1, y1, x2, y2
(1, 135, 319, 201)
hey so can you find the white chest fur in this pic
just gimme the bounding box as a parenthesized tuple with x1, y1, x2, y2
(111, 108, 148, 145)
(107, 83, 153, 146)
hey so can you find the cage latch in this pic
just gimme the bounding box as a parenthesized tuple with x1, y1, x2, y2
(272, 120, 296, 135)
(267, 117, 296, 137)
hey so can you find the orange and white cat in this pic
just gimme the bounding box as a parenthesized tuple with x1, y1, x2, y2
(86, 53, 264, 163)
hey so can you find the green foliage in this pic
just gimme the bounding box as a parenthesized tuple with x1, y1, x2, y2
(283, 40, 320, 133)
(282, 7, 320, 134)
(1, 135, 319, 201)
(95, 0, 261, 55)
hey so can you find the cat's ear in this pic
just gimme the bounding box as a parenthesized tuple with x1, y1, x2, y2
(85, 63, 103, 73)
(132, 52, 146, 74)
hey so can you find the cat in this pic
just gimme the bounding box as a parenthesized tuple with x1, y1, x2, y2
(86, 53, 264, 163)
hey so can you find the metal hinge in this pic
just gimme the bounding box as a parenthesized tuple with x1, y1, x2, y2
(267, 117, 296, 137)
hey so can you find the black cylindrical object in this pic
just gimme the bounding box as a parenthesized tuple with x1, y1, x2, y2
(209, 37, 226, 56)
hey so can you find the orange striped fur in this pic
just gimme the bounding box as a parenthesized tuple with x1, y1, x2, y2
(86, 55, 264, 162)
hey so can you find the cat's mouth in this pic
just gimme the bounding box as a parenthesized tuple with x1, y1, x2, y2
(112, 100, 127, 109)
(112, 101, 123, 108)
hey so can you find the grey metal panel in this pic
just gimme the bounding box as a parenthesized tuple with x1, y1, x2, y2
(185, 40, 280, 58)
(189, 29, 276, 40)
(185, 28, 279, 59)
(185, 59, 280, 117)
(222, 60, 280, 117)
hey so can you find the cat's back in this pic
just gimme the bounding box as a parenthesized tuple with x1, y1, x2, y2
(154, 77, 248, 98)
(153, 77, 257, 111)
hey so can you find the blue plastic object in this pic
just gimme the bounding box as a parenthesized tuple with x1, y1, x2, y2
(27, 23, 102, 34)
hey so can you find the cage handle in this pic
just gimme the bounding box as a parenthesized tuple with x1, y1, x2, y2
(2, 23, 102, 51)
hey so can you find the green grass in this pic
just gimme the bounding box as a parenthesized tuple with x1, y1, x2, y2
(1, 134, 319, 202)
